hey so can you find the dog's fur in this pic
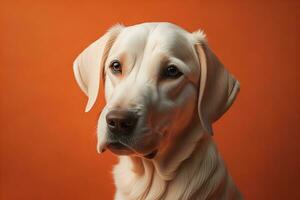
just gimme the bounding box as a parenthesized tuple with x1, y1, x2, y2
(73, 22, 242, 200)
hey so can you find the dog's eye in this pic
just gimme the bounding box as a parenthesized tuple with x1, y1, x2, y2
(164, 65, 183, 78)
(110, 60, 122, 74)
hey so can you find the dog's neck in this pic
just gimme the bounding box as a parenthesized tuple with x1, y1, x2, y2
(112, 121, 238, 200)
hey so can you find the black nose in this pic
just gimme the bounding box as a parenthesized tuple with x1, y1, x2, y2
(106, 110, 138, 135)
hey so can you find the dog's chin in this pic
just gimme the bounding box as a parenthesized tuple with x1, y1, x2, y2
(106, 142, 158, 159)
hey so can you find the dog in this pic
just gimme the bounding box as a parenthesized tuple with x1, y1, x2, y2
(73, 22, 242, 200)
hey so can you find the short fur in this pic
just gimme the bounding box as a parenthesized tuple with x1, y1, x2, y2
(73, 22, 242, 200)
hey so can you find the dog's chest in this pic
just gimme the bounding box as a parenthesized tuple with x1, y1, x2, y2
(112, 145, 241, 200)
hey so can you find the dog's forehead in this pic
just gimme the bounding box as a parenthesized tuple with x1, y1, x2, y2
(111, 23, 195, 60)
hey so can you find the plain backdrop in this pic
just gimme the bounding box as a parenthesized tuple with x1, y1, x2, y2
(1, 0, 299, 199)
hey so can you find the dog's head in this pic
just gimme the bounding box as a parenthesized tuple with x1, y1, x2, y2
(73, 23, 239, 158)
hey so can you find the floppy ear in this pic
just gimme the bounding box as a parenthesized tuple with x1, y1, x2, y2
(73, 25, 123, 112)
(194, 33, 240, 135)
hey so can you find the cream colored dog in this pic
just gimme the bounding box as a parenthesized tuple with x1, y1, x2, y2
(73, 22, 242, 200)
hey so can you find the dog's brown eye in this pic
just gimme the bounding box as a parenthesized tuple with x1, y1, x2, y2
(110, 60, 122, 74)
(164, 65, 182, 78)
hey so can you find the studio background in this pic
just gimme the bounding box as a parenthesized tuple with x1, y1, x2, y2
(1, 0, 299, 199)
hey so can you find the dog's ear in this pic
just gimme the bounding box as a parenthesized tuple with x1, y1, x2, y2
(73, 25, 123, 112)
(193, 32, 240, 135)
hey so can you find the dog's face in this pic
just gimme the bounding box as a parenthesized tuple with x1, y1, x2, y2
(73, 23, 240, 159)
(99, 24, 200, 157)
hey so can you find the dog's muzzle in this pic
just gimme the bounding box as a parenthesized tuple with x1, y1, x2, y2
(105, 109, 138, 155)
(104, 109, 158, 159)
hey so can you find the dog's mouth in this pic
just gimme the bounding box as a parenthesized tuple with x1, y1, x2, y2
(143, 149, 158, 159)
(106, 142, 158, 159)
(107, 142, 133, 155)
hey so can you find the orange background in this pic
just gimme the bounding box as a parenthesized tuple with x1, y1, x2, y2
(1, 0, 299, 199)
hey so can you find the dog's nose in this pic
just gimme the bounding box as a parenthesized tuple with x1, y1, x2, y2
(106, 110, 138, 135)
